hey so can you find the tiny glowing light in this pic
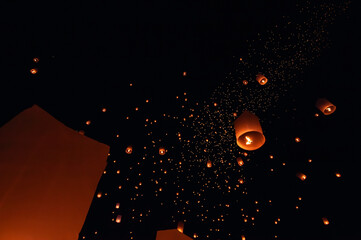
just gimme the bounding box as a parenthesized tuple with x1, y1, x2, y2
(33, 57, 39, 63)
(213, 102, 218, 107)
(308, 159, 312, 163)
(86, 120, 91, 125)
(239, 178, 244, 184)
(102, 108, 107, 112)
(335, 172, 341, 178)
(314, 113, 319, 117)
(269, 155, 274, 159)
(241, 235, 246, 240)
(125, 146, 133, 154)
(322, 217, 330, 225)
(296, 172, 307, 181)
(30, 68, 38, 74)
(177, 221, 184, 233)
(295, 137, 301, 142)
(207, 160, 212, 168)
(115, 203, 120, 209)
(116, 215, 122, 223)
(242, 80, 248, 85)
(183, 71, 187, 76)
(159, 147, 166, 155)
(233, 112, 237, 117)
(97, 192, 102, 198)
(237, 157, 244, 166)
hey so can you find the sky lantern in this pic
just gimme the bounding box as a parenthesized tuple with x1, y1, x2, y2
(177, 221, 184, 233)
(116, 215, 122, 223)
(237, 157, 244, 166)
(33, 57, 39, 63)
(256, 73, 268, 85)
(315, 98, 336, 115)
(242, 80, 248, 85)
(241, 235, 246, 240)
(207, 160, 212, 168)
(238, 178, 244, 184)
(322, 217, 330, 225)
(125, 146, 133, 154)
(234, 111, 266, 151)
(30, 68, 38, 74)
(159, 147, 166, 155)
(296, 172, 307, 181)
(183, 71, 187, 76)
(115, 203, 120, 209)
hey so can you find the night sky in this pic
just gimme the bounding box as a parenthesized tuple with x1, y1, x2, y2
(1, 0, 360, 239)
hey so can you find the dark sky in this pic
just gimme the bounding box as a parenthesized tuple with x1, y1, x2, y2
(1, 0, 360, 239)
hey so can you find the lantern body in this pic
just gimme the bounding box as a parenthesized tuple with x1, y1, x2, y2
(296, 172, 307, 181)
(30, 68, 38, 74)
(177, 221, 184, 233)
(159, 147, 166, 155)
(206, 160, 212, 168)
(322, 217, 329, 225)
(237, 157, 244, 166)
(116, 215, 122, 223)
(125, 146, 133, 154)
(256, 74, 268, 85)
(234, 111, 265, 150)
(315, 98, 336, 115)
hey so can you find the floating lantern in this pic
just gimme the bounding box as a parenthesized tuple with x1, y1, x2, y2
(33, 57, 39, 63)
(239, 178, 244, 184)
(234, 111, 266, 151)
(159, 147, 166, 155)
(335, 172, 341, 178)
(115, 203, 120, 209)
(296, 172, 307, 181)
(30, 68, 38, 74)
(207, 160, 212, 168)
(125, 146, 133, 154)
(102, 108, 107, 112)
(177, 221, 184, 233)
(242, 80, 248, 85)
(85, 120, 91, 125)
(315, 98, 336, 115)
(237, 157, 244, 166)
(183, 71, 187, 76)
(241, 235, 246, 240)
(116, 215, 122, 223)
(322, 217, 329, 225)
(256, 74, 268, 85)
(295, 137, 301, 143)
(96, 192, 102, 198)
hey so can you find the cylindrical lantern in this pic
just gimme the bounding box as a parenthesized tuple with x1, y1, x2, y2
(177, 221, 184, 233)
(322, 217, 329, 225)
(234, 111, 266, 151)
(116, 215, 122, 223)
(256, 74, 268, 85)
(30, 68, 38, 74)
(125, 146, 133, 154)
(296, 172, 307, 181)
(315, 98, 336, 115)
(115, 203, 120, 209)
(159, 147, 166, 155)
(207, 160, 212, 168)
(237, 157, 244, 166)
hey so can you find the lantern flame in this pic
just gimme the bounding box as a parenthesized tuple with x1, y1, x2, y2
(245, 136, 253, 145)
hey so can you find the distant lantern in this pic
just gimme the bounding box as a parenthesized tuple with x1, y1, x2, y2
(242, 80, 248, 85)
(237, 157, 244, 166)
(97, 192, 102, 198)
(177, 221, 184, 233)
(183, 71, 187, 77)
(115, 203, 120, 209)
(315, 98, 336, 115)
(102, 108, 107, 112)
(239, 178, 244, 184)
(335, 172, 341, 178)
(116, 215, 122, 223)
(256, 74, 268, 85)
(234, 111, 266, 151)
(30, 68, 38, 74)
(159, 147, 166, 155)
(322, 217, 330, 225)
(207, 160, 212, 168)
(241, 235, 246, 240)
(296, 172, 307, 181)
(85, 120, 91, 125)
(125, 146, 133, 154)
(295, 137, 301, 143)
(33, 57, 39, 63)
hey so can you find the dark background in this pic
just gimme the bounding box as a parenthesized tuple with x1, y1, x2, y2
(1, 0, 360, 239)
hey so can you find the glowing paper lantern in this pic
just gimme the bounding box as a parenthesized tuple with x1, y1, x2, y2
(241, 235, 246, 240)
(206, 160, 212, 168)
(33, 57, 39, 63)
(30, 68, 38, 74)
(116, 215, 122, 223)
(296, 172, 307, 181)
(125, 146, 133, 154)
(177, 221, 184, 233)
(315, 98, 336, 115)
(159, 147, 166, 155)
(242, 80, 248, 85)
(234, 111, 266, 151)
(237, 157, 244, 166)
(256, 74, 268, 85)
(322, 217, 330, 225)
(115, 203, 120, 209)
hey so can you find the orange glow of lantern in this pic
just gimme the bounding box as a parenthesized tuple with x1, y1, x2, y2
(115, 203, 120, 209)
(177, 221, 184, 233)
(234, 111, 266, 151)
(125, 146, 133, 154)
(295, 137, 301, 143)
(102, 108, 107, 112)
(315, 98, 336, 115)
(335, 172, 341, 178)
(296, 172, 307, 181)
(116, 215, 122, 223)
(241, 235, 246, 240)
(239, 178, 244, 184)
(86, 120, 91, 125)
(242, 80, 248, 85)
(183, 71, 187, 76)
(33, 57, 39, 63)
(322, 217, 329, 225)
(159, 147, 166, 155)
(97, 192, 102, 198)
(237, 157, 244, 166)
(30, 68, 38, 74)
(256, 74, 268, 85)
(207, 160, 212, 168)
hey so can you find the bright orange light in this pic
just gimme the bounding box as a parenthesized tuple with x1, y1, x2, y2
(245, 136, 253, 145)
(183, 71, 187, 76)
(159, 147, 166, 155)
(335, 172, 341, 178)
(116, 215, 122, 223)
(207, 160, 212, 168)
(125, 146, 133, 154)
(115, 203, 120, 209)
(86, 120, 91, 125)
(296, 172, 307, 181)
(295, 137, 301, 142)
(33, 57, 39, 63)
(322, 217, 330, 225)
(30, 68, 38, 74)
(243, 80, 248, 85)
